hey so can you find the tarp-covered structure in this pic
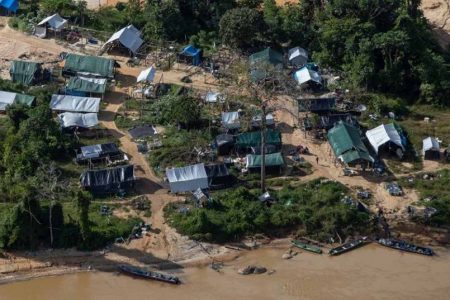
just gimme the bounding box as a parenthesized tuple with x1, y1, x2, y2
(38, 13, 68, 31)
(214, 134, 235, 155)
(288, 47, 308, 67)
(50, 94, 100, 113)
(166, 163, 209, 193)
(205, 91, 225, 103)
(178, 45, 202, 66)
(246, 152, 284, 171)
(236, 130, 282, 149)
(137, 67, 156, 83)
(423, 137, 440, 160)
(128, 125, 157, 139)
(58, 112, 99, 128)
(103, 25, 143, 54)
(10, 60, 42, 85)
(0, 0, 19, 12)
(319, 114, 356, 130)
(0, 90, 35, 111)
(205, 164, 232, 189)
(294, 66, 322, 86)
(221, 111, 240, 130)
(63, 54, 115, 78)
(249, 47, 283, 82)
(76, 143, 123, 163)
(327, 121, 373, 166)
(66, 77, 107, 95)
(80, 165, 135, 195)
(251, 113, 275, 128)
(298, 97, 336, 113)
(366, 123, 405, 155)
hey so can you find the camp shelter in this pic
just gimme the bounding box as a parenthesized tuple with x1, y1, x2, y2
(10, 60, 42, 85)
(444, 145, 450, 162)
(178, 45, 202, 66)
(251, 113, 275, 129)
(246, 152, 284, 172)
(76, 143, 125, 164)
(166, 163, 209, 193)
(80, 165, 135, 195)
(288, 47, 308, 67)
(137, 67, 156, 83)
(63, 54, 115, 79)
(423, 137, 440, 160)
(0, 0, 18, 12)
(297, 97, 336, 113)
(250, 144, 278, 155)
(103, 25, 143, 55)
(214, 134, 235, 155)
(204, 91, 225, 103)
(319, 114, 356, 130)
(366, 123, 405, 157)
(221, 111, 240, 130)
(66, 77, 107, 95)
(128, 125, 157, 139)
(294, 66, 322, 86)
(37, 13, 68, 31)
(236, 130, 282, 149)
(0, 90, 35, 111)
(327, 121, 373, 166)
(50, 94, 100, 113)
(58, 112, 99, 129)
(249, 47, 283, 82)
(205, 164, 232, 189)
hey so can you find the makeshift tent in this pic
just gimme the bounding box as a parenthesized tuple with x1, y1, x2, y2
(366, 123, 405, 156)
(294, 67, 322, 86)
(423, 137, 440, 160)
(0, 0, 19, 12)
(37, 14, 68, 31)
(66, 77, 107, 94)
(76, 143, 124, 163)
(33, 26, 47, 38)
(128, 125, 157, 139)
(319, 114, 356, 130)
(288, 47, 308, 67)
(251, 144, 278, 155)
(221, 111, 240, 129)
(444, 145, 450, 162)
(236, 130, 282, 149)
(297, 97, 336, 112)
(204, 91, 224, 103)
(58, 112, 99, 128)
(0, 90, 35, 111)
(137, 67, 156, 83)
(10, 60, 42, 85)
(80, 165, 135, 195)
(249, 47, 283, 82)
(63, 54, 115, 78)
(178, 45, 202, 66)
(246, 152, 284, 171)
(251, 113, 275, 128)
(205, 164, 232, 188)
(327, 121, 373, 165)
(103, 25, 143, 54)
(50, 94, 100, 113)
(166, 163, 209, 193)
(214, 134, 235, 155)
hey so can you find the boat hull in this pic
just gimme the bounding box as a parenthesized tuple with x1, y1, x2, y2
(377, 239, 434, 256)
(291, 240, 322, 254)
(329, 237, 368, 256)
(118, 265, 180, 284)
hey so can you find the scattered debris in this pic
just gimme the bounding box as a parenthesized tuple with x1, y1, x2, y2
(238, 265, 267, 275)
(385, 182, 403, 196)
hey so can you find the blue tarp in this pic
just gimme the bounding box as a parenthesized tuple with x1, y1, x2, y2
(180, 45, 201, 66)
(0, 0, 19, 12)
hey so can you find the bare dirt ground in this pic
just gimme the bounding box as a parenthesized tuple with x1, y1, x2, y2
(422, 0, 450, 47)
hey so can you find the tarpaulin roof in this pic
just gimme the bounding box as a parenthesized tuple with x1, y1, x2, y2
(181, 45, 201, 57)
(38, 14, 68, 30)
(80, 165, 134, 188)
(10, 60, 41, 85)
(246, 152, 284, 168)
(288, 47, 308, 67)
(50, 94, 100, 113)
(366, 123, 405, 153)
(205, 91, 225, 103)
(251, 113, 275, 127)
(166, 163, 209, 193)
(221, 111, 240, 129)
(80, 143, 121, 159)
(0, 90, 35, 110)
(137, 67, 156, 83)
(236, 130, 282, 148)
(249, 48, 283, 66)
(215, 134, 234, 147)
(319, 114, 355, 130)
(294, 67, 322, 85)
(14, 94, 35, 106)
(327, 121, 373, 164)
(423, 137, 440, 152)
(0, 0, 19, 12)
(128, 125, 157, 139)
(58, 112, 99, 128)
(205, 164, 230, 179)
(64, 54, 115, 78)
(67, 77, 107, 94)
(104, 25, 143, 54)
(297, 97, 336, 112)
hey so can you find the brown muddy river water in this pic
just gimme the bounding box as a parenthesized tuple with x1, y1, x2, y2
(0, 244, 449, 300)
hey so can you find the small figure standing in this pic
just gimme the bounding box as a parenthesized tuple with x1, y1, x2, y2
(316, 156, 319, 165)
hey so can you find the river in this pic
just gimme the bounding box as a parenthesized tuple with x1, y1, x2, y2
(0, 244, 449, 300)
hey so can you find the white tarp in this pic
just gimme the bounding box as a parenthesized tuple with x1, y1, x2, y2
(251, 113, 275, 127)
(205, 91, 225, 103)
(365, 123, 404, 153)
(0, 91, 17, 105)
(288, 47, 308, 66)
(50, 94, 100, 113)
(38, 14, 68, 30)
(294, 67, 322, 85)
(58, 112, 99, 128)
(423, 137, 440, 152)
(166, 163, 209, 193)
(104, 25, 143, 54)
(137, 67, 156, 83)
(34, 26, 47, 38)
(81, 144, 103, 159)
(221, 111, 240, 129)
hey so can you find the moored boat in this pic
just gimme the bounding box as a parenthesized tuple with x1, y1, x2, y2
(329, 237, 368, 256)
(118, 265, 181, 284)
(377, 238, 434, 256)
(291, 240, 322, 254)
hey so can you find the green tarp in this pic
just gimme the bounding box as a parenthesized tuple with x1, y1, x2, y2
(246, 152, 284, 168)
(67, 77, 107, 94)
(249, 48, 283, 82)
(10, 60, 41, 85)
(327, 121, 373, 164)
(236, 130, 282, 148)
(63, 54, 115, 78)
(14, 94, 36, 106)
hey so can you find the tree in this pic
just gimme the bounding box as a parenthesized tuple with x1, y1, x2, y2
(6, 104, 29, 130)
(75, 190, 92, 245)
